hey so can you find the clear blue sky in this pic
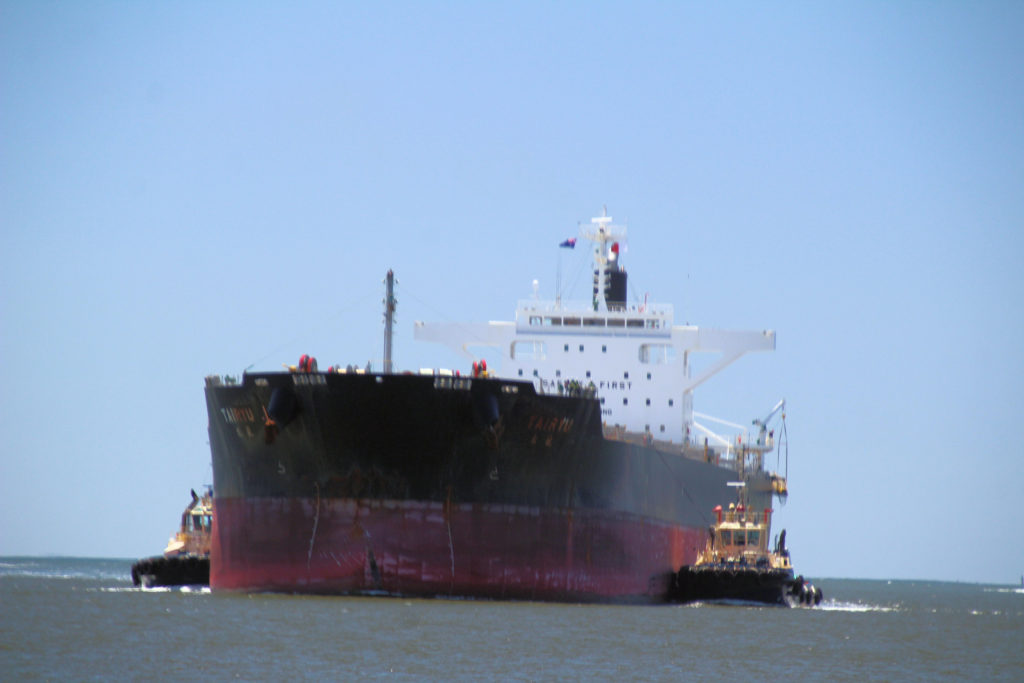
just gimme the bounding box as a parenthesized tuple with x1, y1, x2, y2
(2, 2, 1021, 584)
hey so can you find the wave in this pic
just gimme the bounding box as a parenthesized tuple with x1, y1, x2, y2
(96, 585, 211, 594)
(1, 568, 131, 582)
(0, 558, 131, 582)
(677, 598, 898, 612)
(817, 599, 899, 613)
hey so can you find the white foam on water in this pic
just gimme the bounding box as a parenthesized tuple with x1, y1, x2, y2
(816, 599, 898, 613)
(96, 585, 211, 594)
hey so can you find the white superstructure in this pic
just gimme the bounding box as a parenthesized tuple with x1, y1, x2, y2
(414, 210, 775, 447)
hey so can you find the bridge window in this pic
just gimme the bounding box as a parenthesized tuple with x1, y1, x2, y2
(512, 341, 547, 361)
(639, 344, 675, 365)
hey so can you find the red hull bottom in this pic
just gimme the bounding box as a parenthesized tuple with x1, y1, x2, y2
(212, 497, 705, 603)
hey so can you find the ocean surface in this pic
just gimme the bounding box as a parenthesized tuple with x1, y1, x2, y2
(1, 557, 1021, 681)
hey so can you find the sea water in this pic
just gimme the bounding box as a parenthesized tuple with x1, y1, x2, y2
(1, 557, 1021, 681)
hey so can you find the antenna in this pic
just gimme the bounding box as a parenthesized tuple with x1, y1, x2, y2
(383, 269, 396, 374)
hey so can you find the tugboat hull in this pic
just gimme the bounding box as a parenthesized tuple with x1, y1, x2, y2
(670, 565, 822, 607)
(130, 555, 210, 588)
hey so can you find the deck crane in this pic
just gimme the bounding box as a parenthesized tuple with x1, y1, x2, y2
(752, 399, 786, 446)
(752, 399, 788, 498)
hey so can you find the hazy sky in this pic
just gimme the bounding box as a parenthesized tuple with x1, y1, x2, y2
(2, 2, 1021, 584)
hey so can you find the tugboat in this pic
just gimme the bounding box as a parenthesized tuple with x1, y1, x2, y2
(669, 496, 822, 607)
(130, 488, 212, 588)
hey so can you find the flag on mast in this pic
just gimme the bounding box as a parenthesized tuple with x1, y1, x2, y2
(559, 238, 576, 248)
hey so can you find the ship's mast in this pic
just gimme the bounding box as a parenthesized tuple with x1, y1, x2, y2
(581, 207, 628, 312)
(383, 269, 395, 374)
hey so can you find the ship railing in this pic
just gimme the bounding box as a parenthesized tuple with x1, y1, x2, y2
(692, 412, 774, 454)
(517, 299, 673, 316)
(516, 300, 674, 331)
(205, 374, 240, 386)
(602, 425, 740, 466)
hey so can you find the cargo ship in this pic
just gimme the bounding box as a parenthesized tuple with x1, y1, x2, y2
(204, 210, 788, 603)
